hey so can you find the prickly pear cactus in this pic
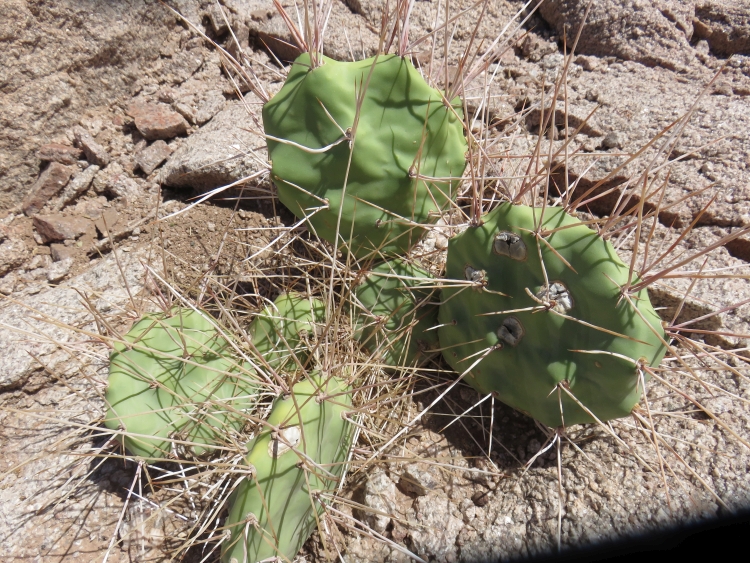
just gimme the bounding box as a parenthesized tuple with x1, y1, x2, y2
(221, 372, 353, 563)
(354, 258, 439, 368)
(263, 52, 467, 258)
(438, 203, 667, 427)
(249, 292, 326, 374)
(104, 308, 259, 459)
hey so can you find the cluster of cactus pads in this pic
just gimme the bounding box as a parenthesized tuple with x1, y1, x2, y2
(105, 52, 671, 561)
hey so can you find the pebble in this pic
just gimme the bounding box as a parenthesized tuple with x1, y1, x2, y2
(73, 126, 111, 167)
(22, 163, 74, 216)
(32, 214, 91, 243)
(135, 140, 173, 175)
(127, 101, 189, 140)
(36, 143, 83, 165)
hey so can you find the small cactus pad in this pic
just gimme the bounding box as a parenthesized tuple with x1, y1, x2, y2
(438, 203, 667, 427)
(354, 258, 439, 367)
(263, 52, 467, 258)
(222, 372, 353, 563)
(105, 308, 259, 459)
(248, 293, 326, 373)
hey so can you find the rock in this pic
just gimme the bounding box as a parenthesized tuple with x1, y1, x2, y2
(538, 0, 697, 70)
(92, 162, 144, 201)
(0, 238, 28, 277)
(32, 214, 92, 243)
(35, 143, 83, 165)
(56, 164, 100, 210)
(397, 462, 443, 497)
(46, 257, 74, 283)
(50, 243, 77, 262)
(22, 162, 74, 216)
(694, 1, 750, 56)
(602, 131, 625, 150)
(126, 101, 189, 140)
(361, 469, 397, 534)
(94, 210, 121, 237)
(135, 140, 172, 175)
(194, 90, 226, 125)
(157, 102, 266, 192)
(0, 271, 17, 295)
(407, 493, 463, 561)
(73, 126, 111, 168)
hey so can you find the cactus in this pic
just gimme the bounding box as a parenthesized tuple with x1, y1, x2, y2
(104, 308, 259, 459)
(438, 203, 667, 427)
(221, 372, 353, 563)
(248, 292, 326, 374)
(263, 52, 467, 258)
(353, 258, 439, 368)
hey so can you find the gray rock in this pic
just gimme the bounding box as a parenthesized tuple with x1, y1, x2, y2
(0, 238, 28, 277)
(361, 468, 397, 534)
(127, 101, 189, 141)
(694, 0, 750, 56)
(0, 246, 153, 391)
(32, 214, 92, 243)
(407, 493, 463, 561)
(22, 162, 74, 216)
(50, 243, 77, 262)
(538, 0, 697, 70)
(157, 101, 266, 192)
(73, 126, 111, 168)
(398, 462, 443, 497)
(135, 140, 173, 175)
(46, 256, 74, 283)
(56, 164, 100, 210)
(92, 161, 144, 201)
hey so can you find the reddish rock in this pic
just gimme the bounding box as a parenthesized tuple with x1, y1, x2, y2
(36, 143, 83, 165)
(135, 140, 173, 175)
(23, 163, 74, 216)
(127, 101, 189, 140)
(73, 126, 111, 168)
(32, 214, 92, 243)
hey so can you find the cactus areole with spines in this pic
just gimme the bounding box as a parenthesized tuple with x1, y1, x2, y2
(263, 52, 467, 258)
(104, 308, 259, 459)
(221, 373, 353, 563)
(438, 203, 667, 427)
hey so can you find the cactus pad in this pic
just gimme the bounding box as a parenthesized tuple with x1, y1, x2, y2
(222, 372, 353, 563)
(354, 258, 439, 367)
(104, 308, 259, 459)
(248, 293, 326, 374)
(263, 53, 467, 258)
(438, 203, 667, 427)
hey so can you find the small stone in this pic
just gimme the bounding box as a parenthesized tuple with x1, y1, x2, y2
(73, 126, 111, 167)
(92, 162, 143, 201)
(471, 490, 492, 507)
(0, 239, 28, 276)
(398, 463, 443, 496)
(94, 210, 121, 237)
(135, 140, 173, 175)
(0, 272, 17, 295)
(32, 214, 92, 243)
(206, 3, 229, 35)
(173, 102, 196, 125)
(206, 222, 216, 232)
(361, 469, 397, 534)
(602, 131, 624, 150)
(46, 257, 74, 283)
(127, 101, 189, 140)
(50, 243, 77, 262)
(36, 143, 83, 165)
(56, 165, 100, 210)
(194, 91, 226, 125)
(23, 163, 74, 216)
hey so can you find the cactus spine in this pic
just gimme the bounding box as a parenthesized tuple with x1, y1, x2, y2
(438, 203, 667, 427)
(221, 372, 353, 563)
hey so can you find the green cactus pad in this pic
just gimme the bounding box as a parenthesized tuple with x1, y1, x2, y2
(249, 293, 326, 374)
(263, 52, 467, 258)
(354, 258, 439, 368)
(221, 372, 353, 563)
(438, 203, 667, 427)
(104, 308, 259, 459)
